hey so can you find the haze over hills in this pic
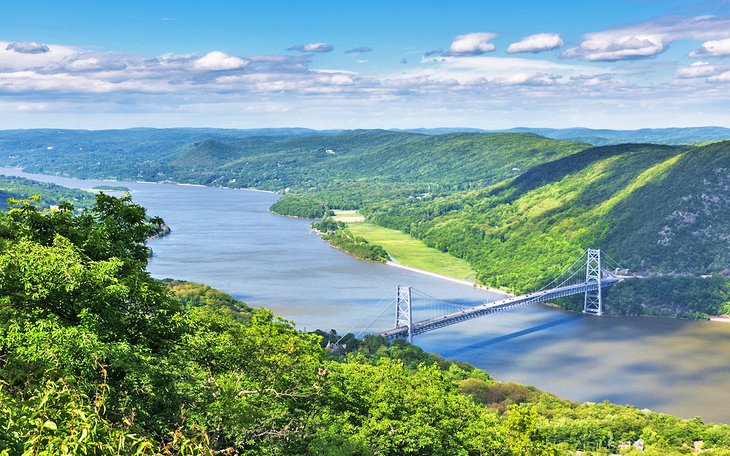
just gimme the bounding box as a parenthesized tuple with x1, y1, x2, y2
(502, 127, 730, 146)
(399, 126, 730, 146)
(0, 129, 589, 203)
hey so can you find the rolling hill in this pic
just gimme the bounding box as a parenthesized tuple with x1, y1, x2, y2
(363, 140, 730, 317)
(0, 129, 590, 205)
(2, 128, 729, 317)
(503, 126, 730, 146)
(0, 175, 94, 210)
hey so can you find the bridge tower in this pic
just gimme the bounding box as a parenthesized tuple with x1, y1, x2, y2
(583, 248, 603, 316)
(395, 285, 413, 342)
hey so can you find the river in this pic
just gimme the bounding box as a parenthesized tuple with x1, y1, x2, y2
(2, 167, 729, 423)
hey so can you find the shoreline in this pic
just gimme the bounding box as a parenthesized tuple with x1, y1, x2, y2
(385, 261, 513, 297)
(0, 166, 281, 196)
(710, 316, 730, 323)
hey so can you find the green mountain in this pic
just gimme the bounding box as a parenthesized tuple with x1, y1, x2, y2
(364, 141, 730, 317)
(400, 126, 730, 145)
(3, 197, 729, 453)
(504, 127, 730, 146)
(0, 129, 589, 206)
(0, 175, 94, 210)
(2, 128, 729, 317)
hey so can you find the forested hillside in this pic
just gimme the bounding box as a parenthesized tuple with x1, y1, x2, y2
(0, 130, 588, 207)
(0, 175, 94, 210)
(505, 126, 730, 146)
(363, 141, 730, 317)
(3, 128, 730, 317)
(2, 195, 729, 454)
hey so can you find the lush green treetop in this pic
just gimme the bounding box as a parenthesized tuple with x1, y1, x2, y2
(2, 194, 729, 454)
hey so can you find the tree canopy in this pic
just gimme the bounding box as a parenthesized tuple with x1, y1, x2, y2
(1, 194, 729, 454)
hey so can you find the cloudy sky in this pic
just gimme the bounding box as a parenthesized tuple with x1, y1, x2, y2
(2, 0, 730, 129)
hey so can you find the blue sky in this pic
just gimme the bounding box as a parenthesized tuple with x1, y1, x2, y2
(2, 0, 730, 129)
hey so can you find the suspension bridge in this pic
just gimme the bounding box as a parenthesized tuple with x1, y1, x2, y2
(338, 248, 625, 344)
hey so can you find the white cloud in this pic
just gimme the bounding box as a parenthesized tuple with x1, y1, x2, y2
(675, 61, 720, 78)
(495, 72, 559, 85)
(2, 36, 730, 129)
(414, 55, 603, 85)
(288, 42, 333, 53)
(448, 33, 497, 55)
(563, 35, 664, 61)
(0, 41, 78, 69)
(193, 51, 249, 70)
(507, 33, 563, 54)
(5, 41, 50, 54)
(708, 71, 730, 82)
(690, 37, 730, 58)
(563, 15, 730, 61)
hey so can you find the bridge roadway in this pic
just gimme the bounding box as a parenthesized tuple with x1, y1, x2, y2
(381, 277, 620, 339)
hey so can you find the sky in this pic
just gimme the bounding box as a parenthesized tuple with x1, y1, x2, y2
(2, 0, 730, 130)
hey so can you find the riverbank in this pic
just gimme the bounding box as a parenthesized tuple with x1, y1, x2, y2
(334, 212, 477, 281)
(325, 210, 514, 295)
(385, 261, 513, 297)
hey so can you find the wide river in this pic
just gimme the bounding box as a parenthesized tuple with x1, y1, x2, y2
(3, 167, 730, 423)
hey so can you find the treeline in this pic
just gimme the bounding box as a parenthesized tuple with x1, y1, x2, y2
(604, 277, 730, 319)
(361, 142, 730, 317)
(3, 195, 730, 454)
(313, 217, 389, 262)
(270, 194, 327, 218)
(0, 130, 589, 196)
(0, 175, 95, 210)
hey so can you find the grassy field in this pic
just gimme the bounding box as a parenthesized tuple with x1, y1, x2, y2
(334, 211, 476, 280)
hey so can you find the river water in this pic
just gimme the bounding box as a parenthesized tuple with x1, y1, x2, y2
(2, 167, 729, 423)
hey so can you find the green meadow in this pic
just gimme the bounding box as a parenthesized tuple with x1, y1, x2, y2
(334, 210, 476, 280)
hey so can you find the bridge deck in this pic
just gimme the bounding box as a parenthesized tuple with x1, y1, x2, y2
(381, 277, 619, 339)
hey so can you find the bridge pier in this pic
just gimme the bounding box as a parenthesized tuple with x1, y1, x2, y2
(395, 285, 413, 343)
(583, 248, 603, 315)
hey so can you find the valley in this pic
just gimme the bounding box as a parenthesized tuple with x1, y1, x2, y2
(4, 128, 725, 318)
(2, 167, 730, 425)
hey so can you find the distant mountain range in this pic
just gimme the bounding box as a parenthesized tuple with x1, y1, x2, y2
(2, 125, 729, 147)
(398, 126, 730, 146)
(1, 127, 729, 317)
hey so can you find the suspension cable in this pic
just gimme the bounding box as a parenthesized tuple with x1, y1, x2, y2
(411, 288, 469, 309)
(602, 251, 626, 272)
(536, 249, 588, 292)
(354, 301, 397, 339)
(335, 296, 394, 345)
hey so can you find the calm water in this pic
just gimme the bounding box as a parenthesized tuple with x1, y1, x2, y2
(3, 167, 729, 423)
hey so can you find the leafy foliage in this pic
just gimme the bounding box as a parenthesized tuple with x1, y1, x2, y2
(270, 194, 327, 218)
(163, 279, 253, 322)
(311, 218, 346, 233)
(0, 175, 94, 210)
(322, 229, 390, 262)
(363, 141, 730, 316)
(603, 276, 730, 319)
(3, 194, 728, 454)
(313, 216, 389, 262)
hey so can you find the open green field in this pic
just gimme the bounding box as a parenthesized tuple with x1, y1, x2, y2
(334, 211, 476, 280)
